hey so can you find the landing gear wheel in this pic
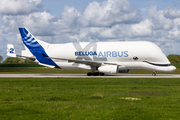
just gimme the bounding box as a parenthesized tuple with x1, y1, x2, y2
(100, 73, 105, 76)
(87, 72, 92, 76)
(152, 73, 156, 76)
(92, 72, 99, 76)
(87, 72, 104, 76)
(92, 73, 96, 76)
(152, 71, 156, 76)
(95, 72, 100, 76)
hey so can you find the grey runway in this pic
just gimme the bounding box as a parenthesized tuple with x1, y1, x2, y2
(0, 74, 180, 78)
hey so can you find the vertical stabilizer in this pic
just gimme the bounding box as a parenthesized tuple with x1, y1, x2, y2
(18, 28, 59, 67)
(19, 28, 48, 50)
(7, 44, 16, 57)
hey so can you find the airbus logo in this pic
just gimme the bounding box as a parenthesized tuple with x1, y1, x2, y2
(75, 51, 128, 57)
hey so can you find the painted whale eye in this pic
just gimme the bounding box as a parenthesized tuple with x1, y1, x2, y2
(133, 56, 138, 61)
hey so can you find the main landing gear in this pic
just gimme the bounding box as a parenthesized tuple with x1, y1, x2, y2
(152, 71, 156, 76)
(87, 72, 105, 76)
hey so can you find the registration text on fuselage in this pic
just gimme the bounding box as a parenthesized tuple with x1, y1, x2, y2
(75, 51, 128, 57)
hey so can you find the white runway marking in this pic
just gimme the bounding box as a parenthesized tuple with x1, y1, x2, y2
(0, 74, 180, 78)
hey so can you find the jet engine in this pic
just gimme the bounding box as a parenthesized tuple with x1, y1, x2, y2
(98, 65, 118, 74)
(98, 65, 130, 74)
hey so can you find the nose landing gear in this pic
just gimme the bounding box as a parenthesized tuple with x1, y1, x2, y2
(152, 71, 156, 76)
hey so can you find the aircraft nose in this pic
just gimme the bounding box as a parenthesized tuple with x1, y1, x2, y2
(170, 65, 176, 72)
(172, 66, 176, 71)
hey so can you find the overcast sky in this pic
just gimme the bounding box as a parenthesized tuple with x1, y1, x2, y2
(0, 0, 180, 60)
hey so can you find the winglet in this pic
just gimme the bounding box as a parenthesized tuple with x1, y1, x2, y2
(7, 44, 16, 57)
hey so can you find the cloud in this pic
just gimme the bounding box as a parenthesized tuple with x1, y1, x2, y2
(130, 19, 152, 37)
(78, 19, 153, 40)
(77, 0, 142, 27)
(89, 27, 117, 39)
(163, 7, 180, 19)
(61, 6, 80, 27)
(148, 5, 174, 30)
(1, 0, 142, 35)
(0, 0, 43, 15)
(1, 8, 80, 35)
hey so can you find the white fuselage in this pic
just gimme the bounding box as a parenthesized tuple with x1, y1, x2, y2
(42, 41, 176, 72)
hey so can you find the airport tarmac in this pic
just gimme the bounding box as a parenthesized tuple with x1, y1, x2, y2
(0, 74, 180, 78)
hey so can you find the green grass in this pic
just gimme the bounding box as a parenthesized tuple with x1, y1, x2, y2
(0, 78, 180, 119)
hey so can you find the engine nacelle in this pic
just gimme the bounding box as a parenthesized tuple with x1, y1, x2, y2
(98, 65, 130, 74)
(98, 65, 118, 74)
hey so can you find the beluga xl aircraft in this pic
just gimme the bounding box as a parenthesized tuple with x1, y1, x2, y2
(7, 28, 176, 76)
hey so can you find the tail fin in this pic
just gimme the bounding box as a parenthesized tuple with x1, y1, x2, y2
(19, 28, 59, 67)
(19, 28, 44, 49)
(7, 44, 16, 57)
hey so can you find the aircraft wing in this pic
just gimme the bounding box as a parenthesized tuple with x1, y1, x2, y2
(50, 57, 102, 66)
(45, 56, 103, 67)
(42, 53, 119, 67)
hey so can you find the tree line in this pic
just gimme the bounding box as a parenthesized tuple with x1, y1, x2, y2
(0, 54, 179, 64)
(167, 54, 180, 63)
(0, 56, 36, 64)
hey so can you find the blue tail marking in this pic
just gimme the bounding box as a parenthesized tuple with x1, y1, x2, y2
(19, 28, 60, 68)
